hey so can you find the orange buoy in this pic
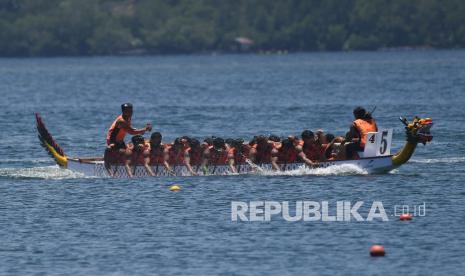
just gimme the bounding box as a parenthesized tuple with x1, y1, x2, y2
(370, 245, 385, 257)
(399, 213, 413, 221)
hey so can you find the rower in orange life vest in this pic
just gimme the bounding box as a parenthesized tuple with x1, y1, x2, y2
(228, 138, 252, 173)
(184, 137, 203, 175)
(104, 103, 152, 176)
(346, 106, 378, 159)
(271, 136, 300, 171)
(127, 135, 151, 177)
(147, 132, 172, 176)
(201, 137, 235, 173)
(295, 130, 321, 167)
(166, 136, 198, 176)
(249, 135, 279, 167)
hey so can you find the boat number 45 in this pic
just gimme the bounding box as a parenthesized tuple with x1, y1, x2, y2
(364, 129, 393, 157)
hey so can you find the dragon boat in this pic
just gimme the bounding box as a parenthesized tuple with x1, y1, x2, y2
(35, 113, 433, 178)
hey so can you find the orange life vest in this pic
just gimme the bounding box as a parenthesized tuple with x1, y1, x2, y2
(278, 146, 298, 163)
(321, 143, 331, 159)
(353, 119, 378, 147)
(233, 144, 251, 164)
(168, 145, 190, 165)
(131, 141, 150, 165)
(255, 142, 274, 164)
(106, 115, 131, 145)
(188, 148, 203, 166)
(209, 146, 230, 165)
(150, 143, 169, 165)
(303, 142, 321, 161)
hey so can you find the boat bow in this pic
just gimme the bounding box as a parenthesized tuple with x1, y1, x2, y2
(392, 117, 433, 166)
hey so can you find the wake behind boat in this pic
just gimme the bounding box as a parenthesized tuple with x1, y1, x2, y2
(35, 112, 433, 178)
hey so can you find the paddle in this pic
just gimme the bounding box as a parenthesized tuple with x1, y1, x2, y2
(244, 157, 264, 173)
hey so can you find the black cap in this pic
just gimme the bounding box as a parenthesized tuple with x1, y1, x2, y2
(121, 103, 133, 111)
(204, 137, 213, 146)
(150, 132, 162, 140)
(225, 138, 235, 145)
(301, 130, 314, 140)
(249, 136, 258, 146)
(325, 133, 335, 142)
(173, 137, 182, 146)
(256, 135, 268, 143)
(131, 135, 144, 145)
(235, 138, 244, 144)
(282, 138, 293, 148)
(213, 137, 225, 149)
(353, 106, 366, 119)
(189, 138, 200, 148)
(268, 135, 281, 142)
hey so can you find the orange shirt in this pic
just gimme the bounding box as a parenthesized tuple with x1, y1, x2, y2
(353, 119, 378, 147)
(107, 115, 131, 145)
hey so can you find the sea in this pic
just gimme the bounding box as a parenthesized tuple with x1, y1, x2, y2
(0, 50, 464, 275)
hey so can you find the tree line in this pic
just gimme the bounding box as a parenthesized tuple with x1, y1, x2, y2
(0, 0, 464, 56)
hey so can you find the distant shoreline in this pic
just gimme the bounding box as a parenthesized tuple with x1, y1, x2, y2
(2, 46, 464, 59)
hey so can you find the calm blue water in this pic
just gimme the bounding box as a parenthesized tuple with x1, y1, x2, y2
(0, 51, 464, 275)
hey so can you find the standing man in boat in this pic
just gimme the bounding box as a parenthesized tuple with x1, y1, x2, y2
(104, 103, 152, 176)
(346, 106, 378, 159)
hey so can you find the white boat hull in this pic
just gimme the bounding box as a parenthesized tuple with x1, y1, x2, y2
(67, 156, 396, 178)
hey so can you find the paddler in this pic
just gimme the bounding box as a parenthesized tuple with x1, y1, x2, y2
(187, 138, 203, 169)
(295, 130, 320, 167)
(346, 106, 378, 159)
(148, 132, 172, 176)
(249, 135, 279, 165)
(201, 137, 235, 173)
(127, 135, 151, 177)
(272, 137, 299, 170)
(167, 136, 197, 176)
(229, 138, 252, 173)
(104, 103, 152, 176)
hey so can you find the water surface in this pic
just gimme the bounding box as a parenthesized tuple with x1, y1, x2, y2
(0, 51, 464, 275)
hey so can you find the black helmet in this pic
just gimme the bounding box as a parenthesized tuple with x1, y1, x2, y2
(225, 138, 235, 146)
(121, 103, 133, 112)
(204, 137, 213, 146)
(249, 136, 258, 146)
(281, 138, 293, 148)
(268, 135, 281, 142)
(353, 106, 366, 119)
(325, 133, 335, 143)
(235, 138, 244, 145)
(189, 138, 200, 149)
(151, 132, 162, 140)
(131, 135, 144, 146)
(173, 137, 182, 146)
(213, 137, 225, 150)
(256, 135, 268, 144)
(301, 130, 314, 140)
